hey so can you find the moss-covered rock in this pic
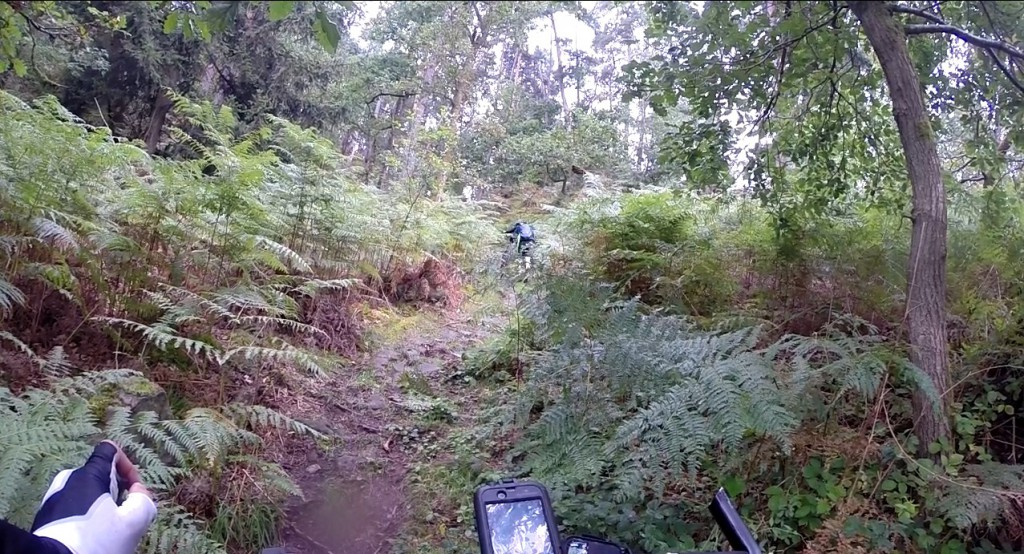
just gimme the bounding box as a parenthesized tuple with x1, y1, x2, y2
(90, 375, 173, 423)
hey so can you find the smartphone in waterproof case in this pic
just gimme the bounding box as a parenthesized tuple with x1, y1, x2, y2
(474, 480, 560, 554)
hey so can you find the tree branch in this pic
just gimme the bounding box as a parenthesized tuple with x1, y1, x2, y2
(987, 49, 1024, 95)
(889, 5, 945, 25)
(902, 24, 1024, 61)
(977, 2, 1005, 42)
(365, 91, 416, 106)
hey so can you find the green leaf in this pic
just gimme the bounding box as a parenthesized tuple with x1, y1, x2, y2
(880, 479, 896, 491)
(163, 12, 179, 34)
(196, 19, 211, 41)
(202, 1, 238, 35)
(312, 9, 341, 53)
(722, 475, 745, 497)
(268, 1, 296, 22)
(11, 58, 26, 78)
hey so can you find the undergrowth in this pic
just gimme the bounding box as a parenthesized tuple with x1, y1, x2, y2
(0, 88, 496, 553)
(427, 181, 1024, 554)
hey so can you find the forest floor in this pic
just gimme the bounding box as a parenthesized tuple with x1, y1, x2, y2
(270, 288, 508, 554)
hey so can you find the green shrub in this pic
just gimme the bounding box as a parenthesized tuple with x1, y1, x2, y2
(486, 273, 1024, 553)
(581, 191, 734, 316)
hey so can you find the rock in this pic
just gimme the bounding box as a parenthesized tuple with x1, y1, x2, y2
(96, 375, 174, 421)
(305, 464, 322, 475)
(417, 361, 442, 376)
(363, 394, 388, 411)
(297, 418, 333, 436)
(92, 376, 175, 465)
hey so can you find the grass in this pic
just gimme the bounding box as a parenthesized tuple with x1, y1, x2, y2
(362, 305, 444, 349)
(356, 369, 379, 390)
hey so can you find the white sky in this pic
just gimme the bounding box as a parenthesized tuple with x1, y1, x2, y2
(351, 2, 598, 54)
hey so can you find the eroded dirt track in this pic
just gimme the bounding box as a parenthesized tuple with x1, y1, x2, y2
(274, 309, 493, 554)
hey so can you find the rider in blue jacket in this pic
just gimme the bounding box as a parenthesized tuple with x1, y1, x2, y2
(505, 221, 536, 256)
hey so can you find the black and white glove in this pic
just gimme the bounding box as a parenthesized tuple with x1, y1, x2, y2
(30, 441, 157, 554)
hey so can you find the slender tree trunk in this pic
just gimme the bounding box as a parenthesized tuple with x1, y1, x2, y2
(850, 1, 951, 455)
(637, 99, 647, 169)
(550, 12, 571, 125)
(402, 61, 437, 183)
(144, 91, 173, 155)
(439, 25, 485, 192)
(608, 52, 618, 112)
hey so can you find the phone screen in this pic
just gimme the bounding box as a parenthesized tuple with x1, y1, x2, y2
(485, 499, 556, 554)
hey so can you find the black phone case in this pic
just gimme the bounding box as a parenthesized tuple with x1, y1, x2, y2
(474, 478, 561, 554)
(563, 535, 632, 554)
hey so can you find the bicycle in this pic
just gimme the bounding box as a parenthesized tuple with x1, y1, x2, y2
(501, 234, 533, 273)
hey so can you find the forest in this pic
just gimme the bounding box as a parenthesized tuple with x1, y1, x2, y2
(0, 1, 1023, 553)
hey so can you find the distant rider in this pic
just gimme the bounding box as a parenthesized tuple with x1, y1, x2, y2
(505, 221, 536, 257)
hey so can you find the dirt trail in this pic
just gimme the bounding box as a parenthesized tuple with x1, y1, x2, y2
(273, 306, 496, 554)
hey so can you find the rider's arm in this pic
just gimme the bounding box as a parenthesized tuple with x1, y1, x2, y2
(0, 520, 71, 554)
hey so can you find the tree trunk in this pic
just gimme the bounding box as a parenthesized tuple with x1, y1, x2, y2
(550, 12, 571, 125)
(401, 61, 437, 184)
(637, 99, 647, 169)
(439, 7, 486, 192)
(144, 91, 173, 155)
(850, 1, 951, 454)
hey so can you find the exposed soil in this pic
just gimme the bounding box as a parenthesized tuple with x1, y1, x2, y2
(271, 306, 494, 554)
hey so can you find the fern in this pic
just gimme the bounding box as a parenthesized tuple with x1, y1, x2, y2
(253, 235, 313, 274)
(0, 368, 309, 551)
(97, 317, 220, 360)
(501, 276, 918, 550)
(222, 343, 333, 377)
(141, 505, 227, 554)
(931, 463, 1024, 529)
(222, 403, 324, 439)
(31, 216, 80, 252)
(0, 276, 26, 315)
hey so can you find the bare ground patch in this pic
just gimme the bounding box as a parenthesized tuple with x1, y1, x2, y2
(269, 300, 500, 554)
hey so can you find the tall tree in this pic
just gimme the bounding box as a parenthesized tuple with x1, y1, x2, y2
(848, 0, 952, 449)
(626, 0, 1024, 454)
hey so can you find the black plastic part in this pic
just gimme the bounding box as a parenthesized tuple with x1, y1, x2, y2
(708, 489, 762, 554)
(474, 479, 561, 554)
(563, 535, 631, 554)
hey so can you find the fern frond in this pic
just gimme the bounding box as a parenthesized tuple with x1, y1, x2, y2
(96, 317, 219, 361)
(222, 403, 324, 438)
(0, 331, 40, 364)
(141, 504, 227, 554)
(0, 277, 27, 316)
(31, 216, 79, 251)
(933, 463, 1024, 529)
(221, 344, 331, 377)
(291, 277, 360, 297)
(236, 315, 329, 341)
(253, 236, 312, 274)
(154, 285, 237, 322)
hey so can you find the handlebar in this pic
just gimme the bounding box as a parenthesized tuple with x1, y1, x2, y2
(706, 488, 761, 554)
